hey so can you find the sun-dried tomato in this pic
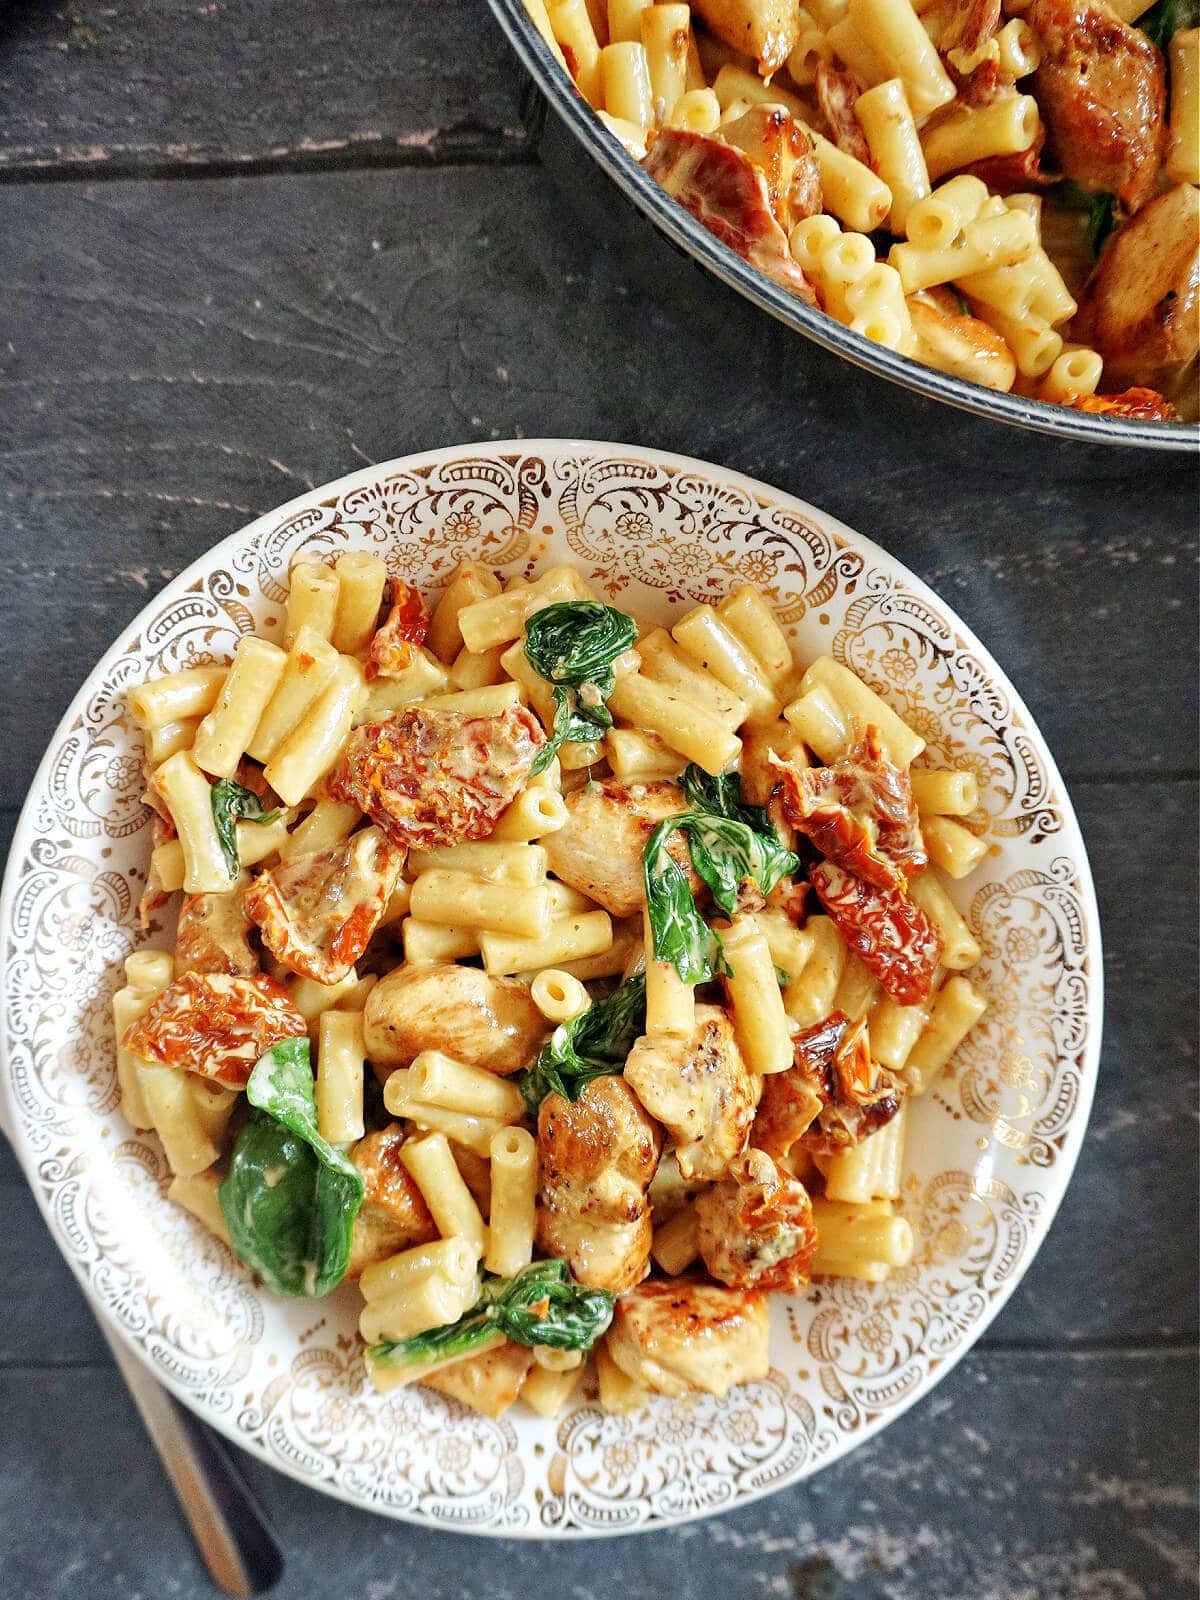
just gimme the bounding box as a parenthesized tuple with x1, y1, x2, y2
(243, 824, 403, 984)
(811, 861, 942, 1005)
(121, 973, 307, 1086)
(754, 1010, 905, 1160)
(330, 704, 546, 851)
(777, 727, 925, 892)
(1069, 388, 1178, 422)
(366, 579, 431, 680)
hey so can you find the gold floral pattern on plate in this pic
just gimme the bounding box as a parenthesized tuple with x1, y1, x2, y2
(0, 443, 1101, 1536)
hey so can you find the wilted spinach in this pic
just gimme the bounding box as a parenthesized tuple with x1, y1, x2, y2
(522, 601, 637, 773)
(518, 973, 647, 1116)
(211, 777, 282, 877)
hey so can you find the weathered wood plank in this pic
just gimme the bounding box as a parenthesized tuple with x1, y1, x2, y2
(0, 1, 530, 175)
(2, 783, 1194, 1353)
(0, 1352, 1195, 1599)
(0, 170, 1194, 804)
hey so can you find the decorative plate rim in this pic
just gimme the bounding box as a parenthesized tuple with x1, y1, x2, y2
(0, 439, 1104, 1537)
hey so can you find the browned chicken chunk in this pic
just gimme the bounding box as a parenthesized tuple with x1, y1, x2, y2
(174, 880, 259, 977)
(606, 1278, 770, 1398)
(345, 1124, 438, 1281)
(691, 0, 802, 74)
(243, 825, 403, 986)
(718, 104, 824, 230)
(536, 1074, 663, 1292)
(694, 1147, 817, 1292)
(422, 1340, 534, 1418)
(623, 1005, 759, 1180)
(363, 962, 548, 1076)
(642, 128, 819, 304)
(1027, 0, 1166, 211)
(541, 778, 699, 918)
(1072, 182, 1200, 401)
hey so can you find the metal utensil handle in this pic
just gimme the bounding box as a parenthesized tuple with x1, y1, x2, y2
(97, 1317, 283, 1596)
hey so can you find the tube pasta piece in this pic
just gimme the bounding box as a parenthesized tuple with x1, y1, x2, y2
(329, 551, 388, 657)
(384, 1084, 507, 1158)
(669, 87, 722, 132)
(820, 1098, 907, 1202)
(409, 1051, 527, 1122)
(756, 906, 815, 982)
(784, 914, 847, 1026)
(144, 717, 201, 767)
(1167, 30, 1199, 186)
(113, 955, 175, 1130)
(782, 683, 851, 763)
(189, 639, 288, 776)
(286, 561, 340, 646)
(316, 1008, 366, 1146)
(651, 1200, 701, 1274)
(277, 799, 360, 861)
(641, 2, 690, 122)
(152, 752, 235, 894)
(426, 562, 503, 663)
(832, 950, 878, 1020)
(868, 987, 933, 1069)
(408, 841, 547, 885)
(921, 814, 989, 878)
(921, 96, 1040, 183)
(409, 871, 551, 938)
(608, 0, 652, 42)
(904, 974, 988, 1092)
(671, 604, 780, 720)
(810, 1196, 914, 1277)
(549, 0, 604, 103)
(905, 175, 989, 250)
(449, 641, 508, 691)
(399, 1131, 488, 1255)
(605, 727, 688, 780)
(909, 769, 978, 816)
(521, 1361, 585, 1418)
(359, 1268, 480, 1345)
(129, 666, 227, 732)
(167, 1170, 232, 1245)
(720, 914, 794, 1074)
(1039, 347, 1104, 404)
(636, 628, 750, 728)
(552, 916, 643, 980)
(345, 1124, 439, 1280)
(484, 1127, 538, 1277)
(423, 682, 524, 716)
(530, 969, 591, 1023)
(287, 967, 371, 1028)
(245, 627, 340, 764)
(796, 657, 925, 767)
(847, 0, 955, 115)
(456, 568, 580, 655)
(138, 1064, 220, 1176)
(906, 871, 981, 969)
(401, 919, 480, 964)
(480, 910, 613, 977)
(855, 78, 930, 232)
(360, 1237, 481, 1302)
(608, 672, 741, 775)
(263, 655, 366, 806)
(643, 907, 696, 1037)
(490, 786, 569, 841)
(595, 1340, 651, 1413)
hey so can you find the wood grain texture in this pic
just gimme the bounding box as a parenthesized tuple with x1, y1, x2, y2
(0, 171, 1194, 804)
(0, 1, 531, 176)
(1, 1353, 1195, 1599)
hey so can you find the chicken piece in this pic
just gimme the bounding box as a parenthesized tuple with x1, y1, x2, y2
(642, 128, 819, 304)
(1072, 183, 1200, 400)
(775, 727, 926, 894)
(719, 104, 825, 230)
(542, 777, 700, 918)
(691, 0, 802, 73)
(811, 862, 943, 1005)
(694, 1147, 818, 1292)
(605, 1278, 770, 1398)
(344, 1123, 438, 1281)
(815, 62, 871, 166)
(366, 578, 430, 680)
(364, 962, 548, 1076)
(330, 705, 546, 852)
(755, 1010, 904, 1160)
(909, 290, 1020, 392)
(422, 1341, 534, 1419)
(536, 1074, 663, 1292)
(1026, 0, 1166, 211)
(121, 973, 307, 1087)
(243, 825, 403, 986)
(623, 1005, 759, 1181)
(174, 880, 259, 977)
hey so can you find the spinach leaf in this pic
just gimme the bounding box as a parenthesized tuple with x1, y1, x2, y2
(211, 777, 282, 877)
(218, 1038, 364, 1297)
(1139, 0, 1199, 48)
(523, 601, 637, 773)
(643, 766, 800, 983)
(368, 1259, 615, 1372)
(518, 973, 647, 1117)
(1056, 181, 1118, 263)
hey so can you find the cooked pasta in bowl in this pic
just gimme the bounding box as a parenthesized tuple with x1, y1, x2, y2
(0, 442, 1102, 1532)
(489, 0, 1200, 443)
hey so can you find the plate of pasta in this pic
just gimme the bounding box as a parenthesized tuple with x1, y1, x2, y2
(0, 441, 1101, 1534)
(490, 0, 1199, 444)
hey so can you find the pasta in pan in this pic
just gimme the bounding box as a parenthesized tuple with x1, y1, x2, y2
(115, 553, 992, 1419)
(526, 0, 1199, 420)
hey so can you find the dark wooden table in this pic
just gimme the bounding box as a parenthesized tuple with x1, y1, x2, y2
(1, 5, 1196, 1596)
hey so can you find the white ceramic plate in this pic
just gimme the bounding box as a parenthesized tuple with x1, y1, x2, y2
(0, 441, 1101, 1536)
